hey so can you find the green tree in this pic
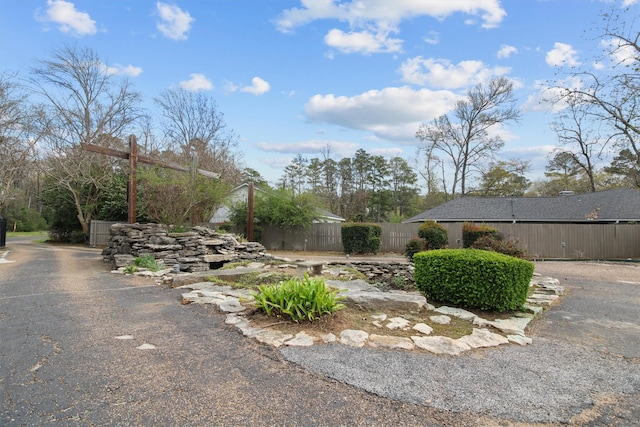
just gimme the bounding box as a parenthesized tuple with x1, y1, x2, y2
(475, 160, 531, 196)
(388, 157, 419, 219)
(254, 188, 319, 230)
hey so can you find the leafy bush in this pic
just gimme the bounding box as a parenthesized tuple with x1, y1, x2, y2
(413, 249, 534, 312)
(418, 220, 448, 250)
(404, 237, 425, 260)
(341, 223, 382, 254)
(252, 275, 346, 322)
(462, 223, 500, 248)
(471, 234, 527, 259)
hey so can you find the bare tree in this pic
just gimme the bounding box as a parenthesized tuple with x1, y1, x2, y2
(556, 5, 640, 187)
(0, 74, 40, 215)
(416, 77, 521, 196)
(551, 98, 606, 192)
(154, 88, 242, 182)
(30, 45, 142, 233)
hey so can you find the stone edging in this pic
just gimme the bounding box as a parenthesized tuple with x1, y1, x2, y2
(177, 273, 564, 356)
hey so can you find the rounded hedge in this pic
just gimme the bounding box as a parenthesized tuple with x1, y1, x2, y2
(413, 249, 534, 311)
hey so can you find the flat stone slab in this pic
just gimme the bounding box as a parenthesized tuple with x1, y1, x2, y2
(458, 328, 509, 349)
(411, 336, 471, 355)
(430, 315, 452, 324)
(325, 279, 378, 292)
(434, 306, 477, 321)
(340, 330, 369, 347)
(285, 332, 315, 347)
(385, 317, 411, 330)
(344, 290, 427, 311)
(368, 334, 414, 350)
(412, 323, 433, 335)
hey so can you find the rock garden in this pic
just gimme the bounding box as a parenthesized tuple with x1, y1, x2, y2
(104, 223, 564, 356)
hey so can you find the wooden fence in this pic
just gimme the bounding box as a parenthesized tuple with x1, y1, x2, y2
(90, 220, 640, 259)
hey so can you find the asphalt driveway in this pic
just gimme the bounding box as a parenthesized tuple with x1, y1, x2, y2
(1, 239, 639, 426)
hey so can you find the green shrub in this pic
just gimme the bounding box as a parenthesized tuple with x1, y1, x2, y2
(404, 237, 425, 260)
(252, 275, 346, 322)
(418, 220, 448, 250)
(413, 249, 534, 312)
(341, 223, 382, 254)
(462, 223, 500, 248)
(471, 234, 527, 259)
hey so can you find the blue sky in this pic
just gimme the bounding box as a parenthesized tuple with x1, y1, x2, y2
(1, 0, 637, 186)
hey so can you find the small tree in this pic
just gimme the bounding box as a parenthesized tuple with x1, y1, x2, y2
(341, 223, 382, 255)
(418, 220, 449, 250)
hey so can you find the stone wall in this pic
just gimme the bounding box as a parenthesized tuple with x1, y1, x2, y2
(102, 223, 270, 272)
(328, 261, 415, 289)
(102, 223, 415, 285)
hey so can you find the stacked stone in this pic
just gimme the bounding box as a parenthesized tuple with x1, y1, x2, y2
(327, 261, 415, 289)
(102, 223, 268, 272)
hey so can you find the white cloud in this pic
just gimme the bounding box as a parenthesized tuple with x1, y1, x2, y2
(275, 1, 505, 55)
(521, 77, 584, 113)
(497, 44, 518, 59)
(276, 1, 506, 33)
(304, 86, 461, 140)
(423, 31, 439, 45)
(622, 0, 638, 6)
(601, 38, 638, 67)
(39, 0, 97, 36)
(255, 140, 359, 157)
(324, 28, 403, 54)
(179, 73, 213, 92)
(546, 42, 580, 67)
(241, 77, 271, 95)
(156, 2, 194, 41)
(100, 63, 143, 77)
(399, 57, 511, 89)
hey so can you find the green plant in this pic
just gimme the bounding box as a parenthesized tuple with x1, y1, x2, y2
(341, 223, 382, 254)
(471, 234, 527, 259)
(404, 237, 425, 260)
(123, 265, 138, 274)
(418, 220, 448, 250)
(414, 249, 534, 312)
(252, 274, 346, 322)
(133, 254, 162, 272)
(462, 222, 500, 248)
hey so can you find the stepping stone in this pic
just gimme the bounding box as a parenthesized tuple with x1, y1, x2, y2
(412, 323, 433, 335)
(386, 317, 410, 330)
(411, 336, 471, 355)
(339, 329, 369, 347)
(434, 306, 477, 321)
(429, 315, 451, 325)
(285, 332, 315, 347)
(368, 334, 414, 350)
(458, 328, 509, 349)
